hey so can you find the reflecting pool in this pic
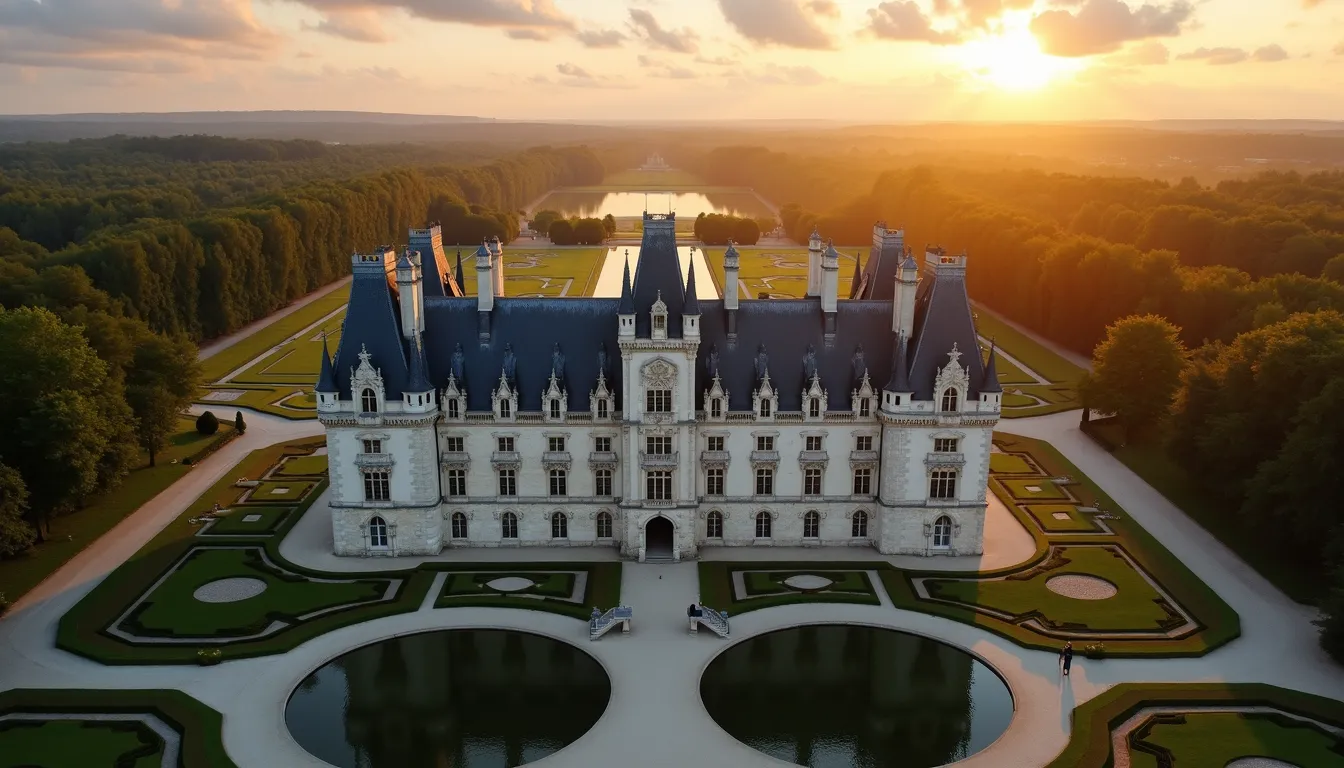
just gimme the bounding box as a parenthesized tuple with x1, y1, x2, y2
(700, 625, 1013, 768)
(285, 629, 610, 768)
(534, 190, 774, 219)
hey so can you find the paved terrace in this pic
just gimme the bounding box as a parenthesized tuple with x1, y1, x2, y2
(2, 409, 1344, 768)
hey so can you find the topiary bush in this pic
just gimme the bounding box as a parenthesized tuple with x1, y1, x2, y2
(195, 411, 219, 436)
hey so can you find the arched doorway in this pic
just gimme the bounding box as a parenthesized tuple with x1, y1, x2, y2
(644, 516, 674, 562)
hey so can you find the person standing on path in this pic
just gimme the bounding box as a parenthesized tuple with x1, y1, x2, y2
(1060, 642, 1074, 676)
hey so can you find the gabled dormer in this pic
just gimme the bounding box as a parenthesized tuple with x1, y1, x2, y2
(443, 342, 467, 420)
(617, 253, 635, 339)
(651, 290, 669, 341)
(543, 343, 567, 423)
(852, 372, 875, 419)
(494, 373, 517, 422)
(591, 371, 614, 421)
(979, 341, 1003, 411)
(682, 262, 700, 340)
(882, 334, 914, 413)
(351, 344, 385, 416)
(934, 343, 970, 414)
(801, 344, 826, 420)
(751, 344, 777, 420)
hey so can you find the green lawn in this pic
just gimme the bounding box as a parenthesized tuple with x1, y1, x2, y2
(275, 455, 327, 477)
(989, 453, 1035, 474)
(457, 247, 610, 297)
(971, 307, 1087, 385)
(200, 285, 351, 384)
(442, 571, 576, 599)
(0, 419, 234, 605)
(701, 246, 863, 299)
(924, 546, 1177, 631)
(698, 562, 883, 613)
(1025, 504, 1102, 533)
(980, 340, 1037, 385)
(200, 506, 294, 536)
(741, 570, 875, 596)
(249, 480, 312, 502)
(0, 719, 164, 768)
(127, 547, 389, 638)
(1131, 712, 1344, 768)
(1001, 477, 1070, 500)
(433, 564, 623, 619)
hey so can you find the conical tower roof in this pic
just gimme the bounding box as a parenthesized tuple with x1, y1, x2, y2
(885, 335, 911, 392)
(618, 256, 635, 315)
(980, 341, 1003, 394)
(683, 261, 700, 315)
(406, 332, 432, 393)
(316, 333, 338, 393)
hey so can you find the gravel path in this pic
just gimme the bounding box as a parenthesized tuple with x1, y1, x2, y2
(193, 578, 267, 604)
(1046, 574, 1118, 600)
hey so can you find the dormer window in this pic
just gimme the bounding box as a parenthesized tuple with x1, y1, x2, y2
(940, 387, 960, 412)
(597, 399, 609, 419)
(809, 398, 821, 418)
(549, 398, 562, 420)
(858, 398, 871, 417)
(653, 315, 665, 333)
(361, 388, 378, 414)
(500, 399, 511, 418)
(759, 399, 772, 418)
(447, 399, 459, 418)
(650, 291, 669, 340)
(710, 398, 722, 419)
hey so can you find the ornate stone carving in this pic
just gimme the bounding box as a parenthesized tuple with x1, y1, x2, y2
(643, 358, 676, 389)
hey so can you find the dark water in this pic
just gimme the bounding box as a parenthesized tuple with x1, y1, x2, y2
(285, 629, 610, 768)
(700, 625, 1014, 768)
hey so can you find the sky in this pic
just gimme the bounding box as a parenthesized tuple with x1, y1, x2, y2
(1, 0, 1344, 121)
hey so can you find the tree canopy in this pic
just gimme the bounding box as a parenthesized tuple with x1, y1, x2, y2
(1081, 315, 1186, 440)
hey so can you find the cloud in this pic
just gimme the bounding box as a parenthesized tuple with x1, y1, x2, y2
(951, 0, 1037, 29)
(1252, 44, 1288, 62)
(556, 62, 592, 79)
(302, 10, 390, 43)
(1176, 46, 1248, 65)
(745, 63, 829, 85)
(293, 0, 575, 35)
(717, 0, 834, 49)
(1335, 41, 1344, 56)
(627, 8, 698, 53)
(696, 54, 739, 65)
(866, 2, 962, 45)
(1108, 40, 1169, 65)
(507, 28, 549, 40)
(1030, 0, 1194, 57)
(638, 54, 697, 79)
(575, 28, 624, 48)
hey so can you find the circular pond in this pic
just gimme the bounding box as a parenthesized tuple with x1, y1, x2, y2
(285, 629, 610, 768)
(700, 625, 1013, 768)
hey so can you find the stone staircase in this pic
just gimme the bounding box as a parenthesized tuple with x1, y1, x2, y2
(689, 605, 730, 638)
(589, 606, 633, 640)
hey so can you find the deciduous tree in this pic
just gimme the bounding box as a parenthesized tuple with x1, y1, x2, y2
(126, 330, 201, 467)
(1080, 314, 1186, 442)
(0, 463, 35, 558)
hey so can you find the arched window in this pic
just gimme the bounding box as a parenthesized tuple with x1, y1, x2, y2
(755, 511, 772, 538)
(929, 469, 958, 499)
(549, 398, 562, 420)
(809, 398, 820, 418)
(933, 515, 953, 548)
(596, 511, 613, 539)
(451, 511, 468, 539)
(368, 516, 388, 548)
(940, 387, 959, 413)
(361, 388, 378, 414)
(551, 511, 568, 539)
(706, 510, 723, 539)
(501, 511, 518, 539)
(803, 510, 820, 538)
(852, 510, 868, 538)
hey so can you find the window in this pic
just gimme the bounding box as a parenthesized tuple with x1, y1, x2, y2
(595, 436, 612, 453)
(933, 515, 953, 548)
(759, 399, 772, 418)
(551, 511, 568, 538)
(930, 469, 957, 499)
(646, 389, 672, 413)
(805, 435, 823, 451)
(596, 511, 613, 539)
(710, 398, 722, 418)
(755, 467, 774, 496)
(706, 510, 723, 538)
(549, 399, 562, 419)
(940, 387, 960, 413)
(755, 435, 775, 451)
(804, 468, 822, 496)
(597, 399, 609, 419)
(361, 388, 378, 414)
(755, 511, 772, 538)
(595, 469, 612, 497)
(497, 436, 514, 452)
(363, 470, 390, 501)
(501, 512, 518, 539)
(647, 435, 672, 454)
(653, 314, 666, 333)
(368, 516, 388, 548)
(809, 398, 821, 418)
(804, 510, 820, 538)
(446, 469, 466, 497)
(362, 439, 382, 454)
(934, 437, 959, 453)
(855, 435, 873, 452)
(447, 399, 460, 418)
(499, 398, 511, 418)
(444, 437, 463, 452)
(858, 398, 870, 417)
(451, 511, 468, 539)
(548, 436, 566, 452)
(852, 510, 868, 538)
(853, 467, 872, 495)
(647, 471, 673, 500)
(498, 469, 517, 496)
(706, 435, 725, 452)
(549, 469, 567, 497)
(706, 468, 724, 496)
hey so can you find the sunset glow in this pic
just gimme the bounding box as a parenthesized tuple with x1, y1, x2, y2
(956, 17, 1084, 92)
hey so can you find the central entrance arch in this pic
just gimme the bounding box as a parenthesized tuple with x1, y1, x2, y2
(644, 516, 674, 562)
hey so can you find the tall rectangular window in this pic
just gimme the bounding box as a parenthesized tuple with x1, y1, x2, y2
(934, 438, 959, 453)
(595, 469, 612, 497)
(805, 435, 823, 451)
(759, 399, 772, 417)
(548, 436, 566, 452)
(804, 467, 822, 496)
(444, 437, 464, 452)
(930, 469, 957, 500)
(447, 399, 460, 418)
(446, 469, 466, 497)
(597, 399, 609, 418)
(706, 468, 724, 496)
(647, 435, 672, 455)
(497, 436, 514, 452)
(853, 467, 872, 495)
(499, 399, 511, 418)
(363, 470, 390, 501)
(706, 435, 725, 452)
(646, 471, 673, 500)
(549, 399, 562, 419)
(595, 436, 612, 453)
(755, 468, 774, 496)
(858, 399, 871, 417)
(855, 435, 873, 452)
(549, 469, 567, 497)
(710, 398, 722, 418)
(756, 435, 775, 451)
(362, 439, 382, 454)
(646, 389, 672, 413)
(498, 469, 517, 496)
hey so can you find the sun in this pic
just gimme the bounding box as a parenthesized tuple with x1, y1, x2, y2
(956, 19, 1082, 91)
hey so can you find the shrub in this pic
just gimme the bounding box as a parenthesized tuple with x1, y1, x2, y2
(195, 411, 219, 436)
(234, 411, 246, 435)
(197, 648, 222, 666)
(1083, 641, 1107, 659)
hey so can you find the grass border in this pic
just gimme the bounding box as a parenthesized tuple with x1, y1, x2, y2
(697, 561, 885, 614)
(433, 562, 623, 620)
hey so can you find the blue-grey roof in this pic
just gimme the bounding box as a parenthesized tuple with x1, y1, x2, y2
(855, 228, 904, 301)
(406, 332, 432, 393)
(409, 229, 463, 298)
(980, 343, 1003, 394)
(907, 264, 985, 400)
(617, 256, 634, 315)
(632, 214, 684, 336)
(683, 260, 700, 316)
(332, 265, 410, 398)
(885, 335, 911, 392)
(315, 334, 337, 393)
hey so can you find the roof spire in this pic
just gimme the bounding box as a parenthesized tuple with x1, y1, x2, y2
(849, 253, 863, 299)
(455, 249, 464, 288)
(980, 340, 1003, 394)
(885, 334, 912, 392)
(683, 261, 700, 315)
(618, 254, 635, 315)
(406, 332, 432, 393)
(316, 331, 338, 393)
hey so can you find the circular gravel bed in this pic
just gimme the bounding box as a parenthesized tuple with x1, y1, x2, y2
(1225, 759, 1300, 768)
(1045, 574, 1118, 600)
(783, 574, 834, 591)
(486, 576, 536, 592)
(193, 577, 267, 603)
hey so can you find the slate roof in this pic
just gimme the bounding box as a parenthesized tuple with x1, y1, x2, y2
(854, 226, 905, 301)
(408, 228, 463, 298)
(907, 259, 985, 400)
(330, 262, 410, 398)
(316, 334, 337, 393)
(980, 343, 1003, 393)
(683, 260, 700, 316)
(631, 214, 684, 336)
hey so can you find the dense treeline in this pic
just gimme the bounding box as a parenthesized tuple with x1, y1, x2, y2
(694, 212, 760, 245)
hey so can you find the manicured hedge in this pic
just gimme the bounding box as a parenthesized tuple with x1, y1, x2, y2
(0, 688, 239, 768)
(433, 562, 623, 620)
(698, 561, 884, 614)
